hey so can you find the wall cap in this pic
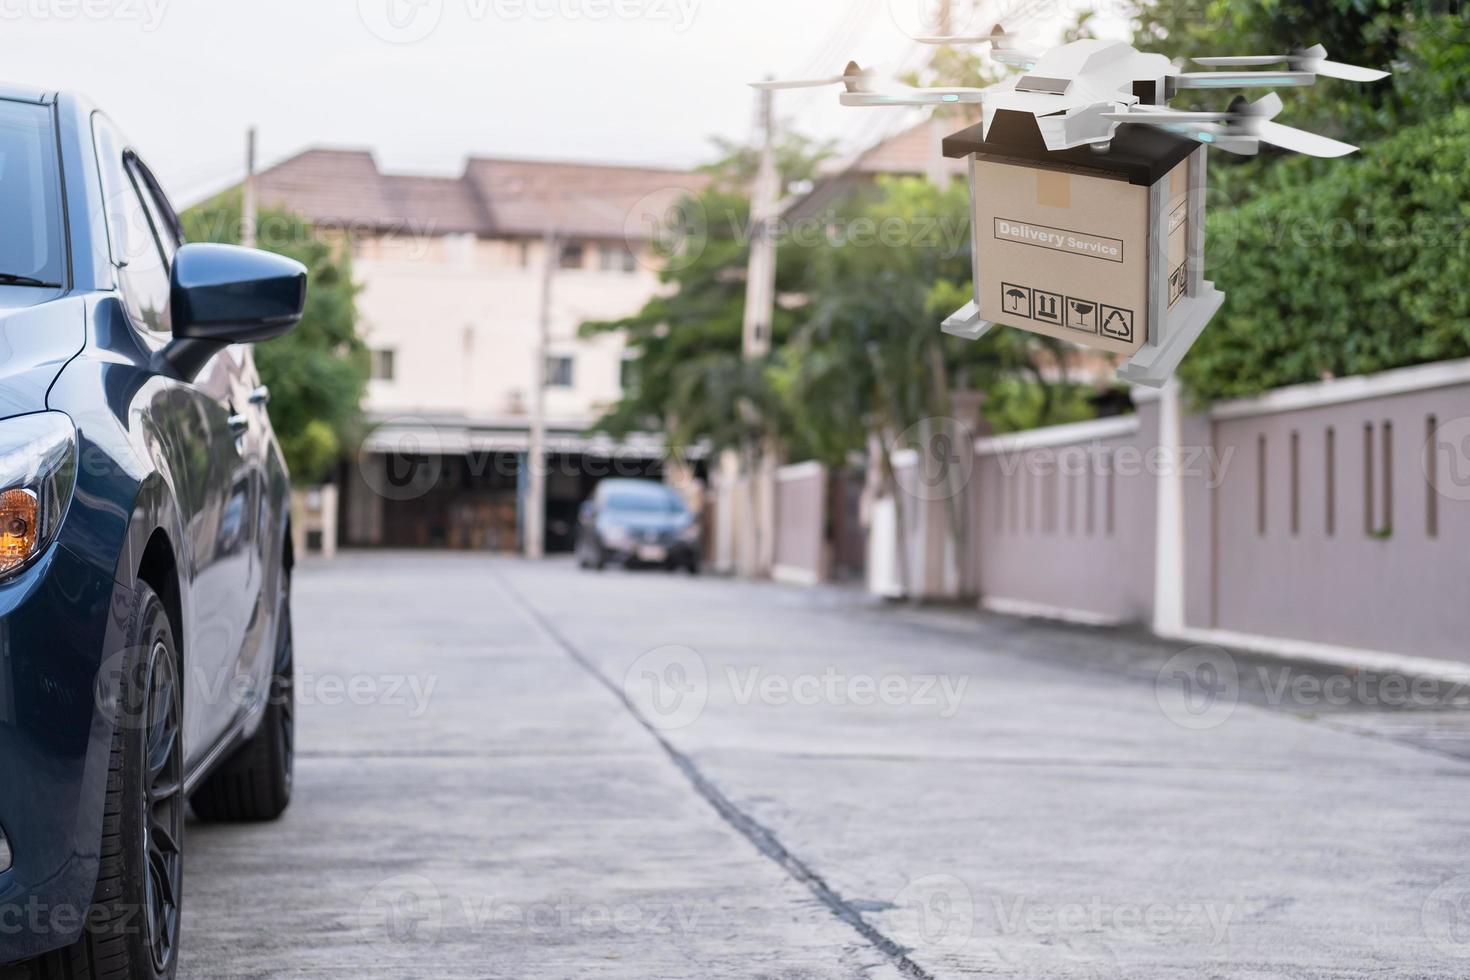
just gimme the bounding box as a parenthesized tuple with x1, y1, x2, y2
(1211, 357, 1470, 421)
(975, 415, 1140, 455)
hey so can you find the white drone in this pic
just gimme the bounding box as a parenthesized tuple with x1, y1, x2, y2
(754, 29, 1389, 158)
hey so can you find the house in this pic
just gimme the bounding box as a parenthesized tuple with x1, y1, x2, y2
(252, 148, 707, 551)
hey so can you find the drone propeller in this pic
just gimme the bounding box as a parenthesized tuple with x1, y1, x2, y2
(753, 62, 992, 106)
(750, 62, 880, 92)
(1193, 43, 1389, 82)
(1103, 93, 1357, 157)
(911, 23, 1020, 45)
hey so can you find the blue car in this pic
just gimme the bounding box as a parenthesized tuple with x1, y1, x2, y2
(0, 86, 306, 979)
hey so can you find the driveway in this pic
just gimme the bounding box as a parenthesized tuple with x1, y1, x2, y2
(180, 552, 1470, 979)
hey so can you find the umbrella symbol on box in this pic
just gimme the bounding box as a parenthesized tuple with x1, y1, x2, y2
(1001, 283, 1031, 317)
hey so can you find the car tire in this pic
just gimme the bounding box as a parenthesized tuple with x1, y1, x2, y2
(7, 583, 185, 980)
(189, 570, 294, 824)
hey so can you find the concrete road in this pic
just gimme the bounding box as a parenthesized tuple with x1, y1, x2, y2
(180, 552, 1470, 979)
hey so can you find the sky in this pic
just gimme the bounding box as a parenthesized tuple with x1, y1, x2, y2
(2, 0, 1130, 203)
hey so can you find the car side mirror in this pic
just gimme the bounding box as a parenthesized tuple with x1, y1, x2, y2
(160, 243, 307, 381)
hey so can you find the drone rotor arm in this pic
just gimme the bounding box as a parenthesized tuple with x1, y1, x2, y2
(1175, 71, 1316, 89)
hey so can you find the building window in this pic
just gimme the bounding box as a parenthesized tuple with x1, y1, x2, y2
(619, 354, 639, 391)
(600, 243, 637, 273)
(558, 242, 585, 270)
(370, 349, 396, 381)
(546, 355, 574, 388)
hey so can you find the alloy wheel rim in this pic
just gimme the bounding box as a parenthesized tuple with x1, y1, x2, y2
(142, 638, 183, 973)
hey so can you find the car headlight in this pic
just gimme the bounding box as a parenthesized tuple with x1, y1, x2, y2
(0, 413, 77, 579)
(678, 521, 700, 542)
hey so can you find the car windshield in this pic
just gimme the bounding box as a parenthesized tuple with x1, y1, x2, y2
(0, 99, 65, 287)
(605, 489, 684, 515)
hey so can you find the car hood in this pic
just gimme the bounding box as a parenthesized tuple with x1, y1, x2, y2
(0, 290, 84, 420)
(602, 512, 691, 534)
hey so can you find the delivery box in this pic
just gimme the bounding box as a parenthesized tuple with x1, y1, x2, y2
(941, 119, 1224, 387)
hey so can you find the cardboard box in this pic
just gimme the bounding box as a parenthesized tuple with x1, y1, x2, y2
(941, 120, 1223, 386)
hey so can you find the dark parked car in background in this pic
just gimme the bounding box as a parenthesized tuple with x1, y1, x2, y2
(0, 86, 306, 979)
(575, 479, 701, 573)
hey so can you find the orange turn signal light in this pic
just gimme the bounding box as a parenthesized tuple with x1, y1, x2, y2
(0, 488, 40, 574)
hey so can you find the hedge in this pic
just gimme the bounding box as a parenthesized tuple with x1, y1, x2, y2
(1179, 107, 1470, 402)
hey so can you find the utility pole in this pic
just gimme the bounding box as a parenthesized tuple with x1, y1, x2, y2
(735, 83, 781, 578)
(242, 127, 258, 248)
(525, 225, 557, 559)
(742, 84, 778, 359)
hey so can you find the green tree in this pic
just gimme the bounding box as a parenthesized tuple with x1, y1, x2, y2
(580, 133, 832, 444)
(182, 192, 369, 484)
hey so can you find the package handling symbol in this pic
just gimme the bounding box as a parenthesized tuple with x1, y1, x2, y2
(1033, 290, 1063, 325)
(1066, 298, 1098, 333)
(1001, 283, 1031, 318)
(1101, 305, 1135, 342)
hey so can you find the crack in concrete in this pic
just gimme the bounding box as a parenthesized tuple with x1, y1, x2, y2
(493, 573, 937, 980)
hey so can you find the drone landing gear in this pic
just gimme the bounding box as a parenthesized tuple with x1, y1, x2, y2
(1115, 282, 1224, 388)
(941, 300, 996, 341)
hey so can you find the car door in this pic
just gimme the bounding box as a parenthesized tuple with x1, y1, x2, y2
(94, 115, 257, 757)
(137, 154, 276, 740)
